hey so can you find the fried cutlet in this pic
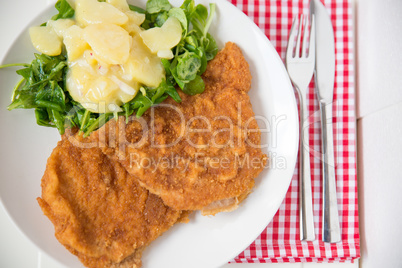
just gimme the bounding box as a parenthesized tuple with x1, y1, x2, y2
(91, 42, 267, 214)
(37, 134, 184, 268)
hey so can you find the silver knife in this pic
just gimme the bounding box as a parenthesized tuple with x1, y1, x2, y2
(310, 0, 341, 243)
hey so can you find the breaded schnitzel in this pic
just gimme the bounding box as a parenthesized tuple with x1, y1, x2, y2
(37, 134, 184, 268)
(91, 43, 267, 214)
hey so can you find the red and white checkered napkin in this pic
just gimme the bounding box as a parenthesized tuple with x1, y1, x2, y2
(229, 0, 360, 263)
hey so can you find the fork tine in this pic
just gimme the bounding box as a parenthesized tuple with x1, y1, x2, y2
(295, 14, 303, 58)
(286, 17, 298, 60)
(307, 15, 316, 59)
(301, 16, 309, 57)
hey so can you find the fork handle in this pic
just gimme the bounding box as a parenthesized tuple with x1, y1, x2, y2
(299, 94, 315, 241)
(320, 102, 341, 243)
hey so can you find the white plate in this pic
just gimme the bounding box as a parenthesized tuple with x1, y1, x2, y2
(0, 0, 298, 267)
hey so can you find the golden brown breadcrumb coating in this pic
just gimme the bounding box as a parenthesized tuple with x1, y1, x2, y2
(38, 135, 183, 268)
(90, 43, 267, 213)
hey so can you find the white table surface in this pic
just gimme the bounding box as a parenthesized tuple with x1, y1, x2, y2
(356, 0, 402, 268)
(8, 0, 402, 267)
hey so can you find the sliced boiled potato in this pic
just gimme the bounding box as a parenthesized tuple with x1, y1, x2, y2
(82, 49, 111, 74)
(84, 23, 130, 65)
(125, 10, 145, 26)
(75, 0, 128, 27)
(106, 0, 130, 12)
(86, 76, 118, 101)
(123, 23, 142, 36)
(139, 17, 181, 53)
(65, 0, 76, 9)
(29, 26, 62, 56)
(51, 0, 177, 113)
(66, 64, 94, 102)
(63, 25, 90, 61)
(123, 35, 165, 87)
(157, 49, 174, 59)
(67, 64, 136, 113)
(108, 75, 140, 103)
(46, 19, 75, 38)
(83, 49, 99, 66)
(123, 11, 145, 36)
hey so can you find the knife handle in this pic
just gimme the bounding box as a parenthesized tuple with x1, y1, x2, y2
(299, 96, 315, 241)
(320, 102, 341, 243)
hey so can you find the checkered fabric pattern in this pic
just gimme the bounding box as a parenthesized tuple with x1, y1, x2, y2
(229, 0, 360, 263)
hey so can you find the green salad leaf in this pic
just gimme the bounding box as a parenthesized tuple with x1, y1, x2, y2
(5, 53, 88, 135)
(146, 0, 172, 14)
(1, 0, 218, 137)
(51, 0, 75, 20)
(129, 5, 146, 14)
(168, 8, 187, 32)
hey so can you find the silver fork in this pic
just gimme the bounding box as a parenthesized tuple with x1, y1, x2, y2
(286, 15, 316, 241)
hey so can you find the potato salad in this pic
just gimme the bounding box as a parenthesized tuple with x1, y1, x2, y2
(1, 0, 217, 135)
(30, 0, 181, 113)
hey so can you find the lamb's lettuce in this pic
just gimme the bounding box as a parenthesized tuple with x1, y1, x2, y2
(1, 0, 218, 136)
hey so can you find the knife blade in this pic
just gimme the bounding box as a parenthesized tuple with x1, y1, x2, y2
(310, 0, 341, 243)
(311, 0, 335, 104)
